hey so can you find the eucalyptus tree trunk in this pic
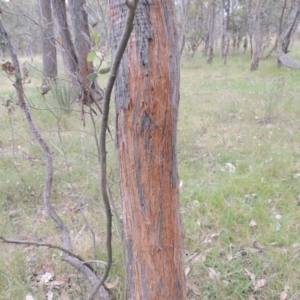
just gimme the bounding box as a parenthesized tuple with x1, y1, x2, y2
(221, 0, 230, 64)
(246, 0, 253, 56)
(69, 0, 92, 87)
(282, 6, 300, 53)
(39, 0, 57, 80)
(108, 0, 186, 299)
(250, 0, 262, 71)
(207, 0, 216, 64)
(178, 0, 191, 56)
(52, 0, 79, 83)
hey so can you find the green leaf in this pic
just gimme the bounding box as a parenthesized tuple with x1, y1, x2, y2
(87, 51, 96, 62)
(92, 30, 100, 44)
(87, 72, 97, 80)
(99, 67, 111, 74)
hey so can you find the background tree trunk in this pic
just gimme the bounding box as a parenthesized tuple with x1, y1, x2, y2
(250, 0, 262, 70)
(282, 6, 300, 53)
(221, 0, 230, 64)
(207, 0, 216, 64)
(246, 0, 253, 56)
(108, 0, 186, 299)
(52, 0, 78, 83)
(39, 0, 57, 80)
(69, 0, 92, 87)
(178, 0, 191, 56)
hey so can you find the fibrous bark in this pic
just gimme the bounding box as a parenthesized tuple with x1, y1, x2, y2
(108, 0, 186, 299)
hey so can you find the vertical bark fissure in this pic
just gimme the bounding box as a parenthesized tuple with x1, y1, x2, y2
(110, 0, 186, 299)
(133, 95, 146, 213)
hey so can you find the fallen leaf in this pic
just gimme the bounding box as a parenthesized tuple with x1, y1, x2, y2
(193, 253, 206, 263)
(280, 284, 289, 300)
(225, 162, 236, 173)
(226, 253, 233, 261)
(184, 267, 191, 277)
(50, 280, 65, 287)
(202, 231, 221, 243)
(60, 290, 70, 300)
(40, 272, 54, 285)
(185, 267, 191, 277)
(274, 213, 282, 220)
(253, 241, 265, 251)
(187, 283, 201, 296)
(208, 268, 220, 281)
(47, 290, 53, 300)
(179, 180, 183, 189)
(245, 193, 257, 201)
(254, 278, 266, 291)
(244, 269, 256, 285)
(274, 247, 288, 254)
(9, 210, 19, 218)
(276, 222, 281, 231)
(223, 280, 229, 286)
(106, 277, 119, 290)
(242, 247, 261, 254)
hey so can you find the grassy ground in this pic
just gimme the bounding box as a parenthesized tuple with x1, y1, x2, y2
(1, 46, 300, 299)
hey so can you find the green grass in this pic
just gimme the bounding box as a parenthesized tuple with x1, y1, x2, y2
(179, 49, 300, 299)
(1, 47, 300, 299)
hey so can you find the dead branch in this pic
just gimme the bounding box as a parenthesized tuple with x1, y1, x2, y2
(0, 17, 110, 300)
(0, 236, 95, 273)
(277, 49, 300, 69)
(87, 0, 140, 299)
(0, 14, 72, 253)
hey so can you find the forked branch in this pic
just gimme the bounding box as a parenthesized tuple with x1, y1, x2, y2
(0, 17, 110, 300)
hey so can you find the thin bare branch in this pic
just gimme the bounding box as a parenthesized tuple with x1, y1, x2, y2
(87, 0, 140, 299)
(0, 15, 111, 300)
(0, 236, 96, 273)
(0, 16, 72, 252)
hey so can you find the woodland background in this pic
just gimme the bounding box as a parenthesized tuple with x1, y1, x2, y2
(1, 0, 300, 299)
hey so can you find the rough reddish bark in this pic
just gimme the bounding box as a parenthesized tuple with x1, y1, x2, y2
(108, 1, 186, 299)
